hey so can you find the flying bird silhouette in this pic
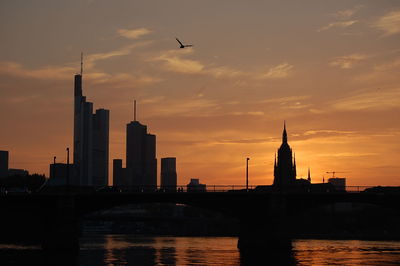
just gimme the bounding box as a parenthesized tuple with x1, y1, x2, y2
(176, 38, 193, 48)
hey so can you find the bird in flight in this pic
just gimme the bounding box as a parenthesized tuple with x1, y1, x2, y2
(176, 38, 193, 48)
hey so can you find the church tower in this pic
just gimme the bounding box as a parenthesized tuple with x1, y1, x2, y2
(273, 122, 297, 187)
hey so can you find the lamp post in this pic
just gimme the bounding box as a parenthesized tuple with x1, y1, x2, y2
(246, 157, 250, 192)
(66, 148, 70, 188)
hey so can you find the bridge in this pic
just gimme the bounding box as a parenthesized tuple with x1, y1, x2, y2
(1, 186, 400, 254)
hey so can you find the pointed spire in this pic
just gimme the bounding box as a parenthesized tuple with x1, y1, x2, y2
(282, 120, 288, 143)
(80, 52, 83, 76)
(274, 153, 277, 166)
(308, 167, 311, 182)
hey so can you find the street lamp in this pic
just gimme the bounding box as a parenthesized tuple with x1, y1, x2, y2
(246, 157, 250, 192)
(66, 148, 70, 188)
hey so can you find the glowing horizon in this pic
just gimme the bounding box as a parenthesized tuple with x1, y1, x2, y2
(1, 0, 399, 186)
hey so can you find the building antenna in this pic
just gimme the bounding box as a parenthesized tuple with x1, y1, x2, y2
(80, 52, 83, 76)
(134, 100, 137, 121)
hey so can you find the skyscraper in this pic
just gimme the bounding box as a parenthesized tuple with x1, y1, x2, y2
(73, 58, 109, 186)
(126, 120, 157, 190)
(161, 157, 177, 191)
(113, 101, 157, 190)
(273, 122, 297, 187)
(0, 150, 9, 178)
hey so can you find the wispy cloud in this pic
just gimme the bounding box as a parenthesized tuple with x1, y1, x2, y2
(153, 49, 205, 74)
(0, 61, 74, 80)
(330, 53, 367, 69)
(86, 42, 151, 69)
(259, 95, 310, 104)
(372, 10, 400, 37)
(333, 5, 363, 19)
(260, 63, 294, 79)
(303, 130, 356, 136)
(0, 60, 160, 87)
(318, 20, 358, 32)
(374, 57, 400, 71)
(232, 111, 265, 116)
(317, 152, 377, 157)
(146, 98, 219, 117)
(117, 28, 151, 39)
(331, 88, 400, 111)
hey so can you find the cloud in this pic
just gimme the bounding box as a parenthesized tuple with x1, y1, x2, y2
(317, 152, 377, 157)
(261, 63, 294, 79)
(330, 53, 367, 69)
(117, 28, 151, 39)
(153, 49, 205, 74)
(215, 138, 273, 144)
(331, 88, 400, 111)
(318, 20, 358, 32)
(334, 5, 363, 19)
(303, 130, 356, 136)
(372, 11, 400, 36)
(259, 95, 310, 104)
(374, 58, 400, 71)
(0, 61, 74, 80)
(207, 66, 244, 78)
(85, 42, 151, 69)
(146, 98, 219, 117)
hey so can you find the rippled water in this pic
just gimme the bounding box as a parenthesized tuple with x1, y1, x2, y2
(1, 235, 400, 265)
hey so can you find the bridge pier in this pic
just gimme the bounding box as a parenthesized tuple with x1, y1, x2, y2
(237, 195, 292, 254)
(41, 195, 80, 252)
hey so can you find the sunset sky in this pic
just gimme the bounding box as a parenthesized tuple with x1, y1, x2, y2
(1, 0, 399, 186)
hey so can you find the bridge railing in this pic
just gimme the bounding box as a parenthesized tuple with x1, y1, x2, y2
(94, 185, 378, 193)
(3, 184, 392, 195)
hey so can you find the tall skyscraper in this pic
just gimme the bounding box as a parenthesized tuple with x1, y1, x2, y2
(73, 57, 109, 186)
(113, 101, 157, 190)
(161, 157, 177, 191)
(0, 150, 9, 178)
(126, 120, 157, 189)
(273, 122, 297, 187)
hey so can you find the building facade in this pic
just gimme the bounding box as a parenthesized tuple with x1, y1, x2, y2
(113, 107, 157, 191)
(161, 157, 177, 191)
(73, 73, 109, 186)
(126, 120, 157, 190)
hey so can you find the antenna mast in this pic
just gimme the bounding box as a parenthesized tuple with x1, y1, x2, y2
(80, 52, 83, 76)
(134, 100, 137, 121)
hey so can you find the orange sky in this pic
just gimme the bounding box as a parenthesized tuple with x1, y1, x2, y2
(0, 0, 399, 186)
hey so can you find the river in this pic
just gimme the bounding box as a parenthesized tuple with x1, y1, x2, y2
(1, 235, 400, 265)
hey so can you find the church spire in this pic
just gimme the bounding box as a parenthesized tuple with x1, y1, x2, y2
(282, 120, 288, 143)
(308, 167, 311, 182)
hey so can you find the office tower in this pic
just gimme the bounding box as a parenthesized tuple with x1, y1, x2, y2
(126, 120, 157, 190)
(73, 57, 109, 186)
(92, 109, 109, 186)
(0, 150, 9, 178)
(113, 159, 123, 186)
(273, 122, 297, 187)
(161, 157, 177, 191)
(112, 101, 157, 190)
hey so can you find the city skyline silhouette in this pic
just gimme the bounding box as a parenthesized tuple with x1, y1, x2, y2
(1, 1, 400, 187)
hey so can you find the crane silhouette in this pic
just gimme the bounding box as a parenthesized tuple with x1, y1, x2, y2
(175, 38, 193, 48)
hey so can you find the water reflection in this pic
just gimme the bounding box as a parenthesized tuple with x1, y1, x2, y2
(1, 236, 400, 265)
